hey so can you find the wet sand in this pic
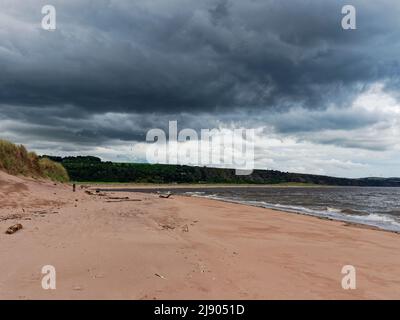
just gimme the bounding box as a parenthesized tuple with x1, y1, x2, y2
(1, 171, 400, 299)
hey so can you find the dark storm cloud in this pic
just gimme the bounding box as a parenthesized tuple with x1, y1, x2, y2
(1, 0, 399, 115)
(1, 0, 400, 153)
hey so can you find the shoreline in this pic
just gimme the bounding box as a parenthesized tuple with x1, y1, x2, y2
(183, 193, 400, 235)
(2, 172, 400, 299)
(79, 182, 400, 189)
(187, 194, 400, 235)
(80, 182, 325, 188)
(93, 185, 400, 234)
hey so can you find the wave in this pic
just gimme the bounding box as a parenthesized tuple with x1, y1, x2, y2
(184, 191, 206, 196)
(340, 208, 369, 216)
(185, 192, 400, 232)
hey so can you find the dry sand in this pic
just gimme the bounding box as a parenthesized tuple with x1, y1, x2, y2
(1, 171, 400, 300)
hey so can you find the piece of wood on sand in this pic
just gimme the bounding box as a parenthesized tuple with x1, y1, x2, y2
(159, 192, 173, 199)
(5, 223, 23, 235)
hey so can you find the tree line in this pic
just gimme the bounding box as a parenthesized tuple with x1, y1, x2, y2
(42, 155, 400, 186)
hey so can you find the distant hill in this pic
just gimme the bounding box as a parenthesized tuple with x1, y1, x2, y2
(42, 155, 400, 187)
(0, 140, 69, 182)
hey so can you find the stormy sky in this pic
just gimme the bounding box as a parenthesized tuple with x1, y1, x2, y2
(1, 0, 400, 177)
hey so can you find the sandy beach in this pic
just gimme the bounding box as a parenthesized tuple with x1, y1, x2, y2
(1, 170, 400, 300)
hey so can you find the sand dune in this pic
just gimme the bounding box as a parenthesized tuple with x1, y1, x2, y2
(1, 171, 400, 299)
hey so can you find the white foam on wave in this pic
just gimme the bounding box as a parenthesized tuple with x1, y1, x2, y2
(185, 191, 206, 196)
(327, 207, 342, 213)
(188, 193, 400, 232)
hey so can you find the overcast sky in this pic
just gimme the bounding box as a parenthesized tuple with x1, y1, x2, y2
(1, 0, 400, 178)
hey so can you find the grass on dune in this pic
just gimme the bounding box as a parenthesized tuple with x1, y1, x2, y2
(0, 139, 69, 182)
(38, 157, 69, 183)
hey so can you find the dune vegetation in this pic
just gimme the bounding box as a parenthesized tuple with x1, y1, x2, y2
(0, 139, 69, 182)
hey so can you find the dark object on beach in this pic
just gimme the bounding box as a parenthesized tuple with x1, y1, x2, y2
(159, 193, 173, 199)
(73, 184, 76, 192)
(154, 273, 166, 280)
(160, 224, 175, 230)
(5, 224, 23, 235)
(182, 224, 189, 232)
(107, 197, 130, 200)
(0, 214, 24, 222)
(85, 189, 106, 196)
(105, 199, 142, 203)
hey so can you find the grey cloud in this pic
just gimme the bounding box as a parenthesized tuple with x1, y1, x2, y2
(1, 0, 399, 117)
(1, 0, 400, 174)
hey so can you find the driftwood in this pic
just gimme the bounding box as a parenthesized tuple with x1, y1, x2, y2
(159, 193, 173, 199)
(0, 214, 23, 222)
(107, 197, 130, 200)
(85, 190, 107, 196)
(160, 224, 175, 230)
(32, 210, 59, 216)
(5, 224, 23, 235)
(105, 199, 142, 203)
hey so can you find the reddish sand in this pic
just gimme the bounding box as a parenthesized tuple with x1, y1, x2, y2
(1, 171, 400, 299)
